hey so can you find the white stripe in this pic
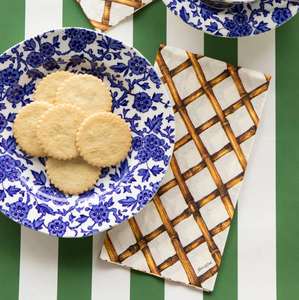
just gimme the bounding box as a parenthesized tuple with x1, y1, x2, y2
(166, 9, 204, 55)
(92, 232, 131, 300)
(165, 9, 204, 300)
(25, 0, 63, 39)
(19, 2, 62, 300)
(105, 16, 134, 47)
(165, 280, 204, 300)
(238, 31, 276, 300)
(92, 17, 132, 300)
(19, 227, 59, 300)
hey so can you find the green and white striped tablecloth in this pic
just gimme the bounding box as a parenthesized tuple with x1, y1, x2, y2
(0, 0, 297, 299)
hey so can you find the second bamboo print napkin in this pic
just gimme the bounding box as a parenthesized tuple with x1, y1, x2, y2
(100, 45, 271, 292)
(77, 0, 154, 32)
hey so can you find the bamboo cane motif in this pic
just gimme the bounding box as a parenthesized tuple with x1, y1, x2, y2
(158, 218, 231, 274)
(160, 55, 204, 85)
(104, 233, 121, 263)
(90, 19, 111, 32)
(174, 77, 267, 151)
(227, 63, 262, 127)
(170, 172, 243, 230)
(157, 50, 236, 220)
(172, 69, 231, 113)
(128, 218, 161, 275)
(153, 194, 201, 287)
(160, 126, 255, 196)
(87, 0, 146, 32)
(198, 265, 218, 283)
(102, 0, 112, 26)
(102, 46, 270, 291)
(170, 155, 222, 268)
(187, 52, 248, 172)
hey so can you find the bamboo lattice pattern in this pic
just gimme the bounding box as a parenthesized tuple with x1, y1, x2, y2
(78, 0, 153, 32)
(100, 45, 271, 292)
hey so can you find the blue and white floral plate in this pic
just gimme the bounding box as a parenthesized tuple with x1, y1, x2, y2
(164, 0, 299, 37)
(0, 28, 175, 238)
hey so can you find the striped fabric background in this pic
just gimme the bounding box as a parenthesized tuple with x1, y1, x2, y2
(0, 0, 297, 299)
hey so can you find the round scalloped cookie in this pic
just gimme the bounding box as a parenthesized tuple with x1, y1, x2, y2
(34, 71, 75, 104)
(46, 156, 102, 195)
(76, 112, 132, 168)
(55, 74, 112, 116)
(37, 103, 87, 160)
(13, 101, 54, 157)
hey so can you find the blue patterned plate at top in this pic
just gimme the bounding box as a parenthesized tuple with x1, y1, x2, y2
(0, 28, 175, 238)
(164, 0, 299, 37)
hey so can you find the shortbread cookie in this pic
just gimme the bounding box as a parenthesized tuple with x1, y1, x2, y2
(46, 156, 102, 195)
(13, 101, 54, 157)
(34, 71, 75, 104)
(76, 112, 132, 167)
(55, 74, 112, 116)
(37, 104, 87, 160)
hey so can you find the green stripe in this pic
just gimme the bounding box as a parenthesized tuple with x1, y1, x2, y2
(56, 5, 93, 300)
(63, 0, 94, 29)
(57, 237, 93, 300)
(0, 0, 25, 53)
(0, 214, 21, 300)
(130, 270, 165, 300)
(131, 1, 166, 299)
(204, 34, 238, 298)
(204, 35, 238, 66)
(0, 1, 25, 299)
(276, 15, 299, 300)
(133, 0, 167, 65)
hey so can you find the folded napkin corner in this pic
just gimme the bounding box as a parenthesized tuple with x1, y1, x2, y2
(77, 0, 154, 32)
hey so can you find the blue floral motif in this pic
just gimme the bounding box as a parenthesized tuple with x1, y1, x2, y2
(128, 56, 147, 75)
(1, 67, 20, 86)
(89, 204, 110, 225)
(9, 201, 29, 221)
(69, 38, 87, 52)
(0, 28, 175, 237)
(272, 7, 292, 24)
(137, 149, 151, 163)
(40, 42, 55, 57)
(7, 85, 25, 106)
(27, 52, 44, 68)
(78, 30, 96, 44)
(0, 155, 22, 183)
(132, 136, 144, 151)
(7, 168, 21, 182)
(137, 189, 154, 207)
(65, 28, 81, 39)
(166, 0, 299, 37)
(223, 13, 253, 37)
(133, 92, 152, 113)
(152, 147, 165, 162)
(48, 217, 69, 237)
(144, 134, 161, 152)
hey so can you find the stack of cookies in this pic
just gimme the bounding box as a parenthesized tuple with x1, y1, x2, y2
(13, 71, 132, 195)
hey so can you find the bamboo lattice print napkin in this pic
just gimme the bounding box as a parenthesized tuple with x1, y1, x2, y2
(100, 45, 271, 292)
(77, 0, 154, 32)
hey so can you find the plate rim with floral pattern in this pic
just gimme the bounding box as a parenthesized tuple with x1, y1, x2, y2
(0, 27, 175, 238)
(163, 0, 299, 38)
